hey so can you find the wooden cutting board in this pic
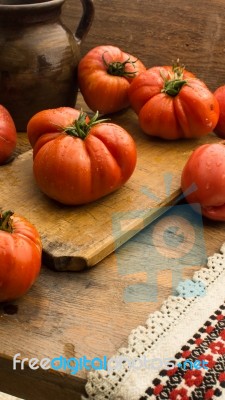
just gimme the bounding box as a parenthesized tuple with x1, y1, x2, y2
(0, 109, 219, 271)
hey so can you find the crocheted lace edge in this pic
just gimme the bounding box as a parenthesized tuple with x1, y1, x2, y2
(83, 243, 225, 399)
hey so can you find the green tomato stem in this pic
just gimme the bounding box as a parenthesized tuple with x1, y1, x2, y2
(161, 60, 187, 97)
(102, 52, 138, 78)
(63, 110, 109, 140)
(0, 210, 13, 233)
(162, 78, 187, 96)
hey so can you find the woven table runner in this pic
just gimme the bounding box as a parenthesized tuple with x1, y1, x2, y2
(83, 244, 225, 400)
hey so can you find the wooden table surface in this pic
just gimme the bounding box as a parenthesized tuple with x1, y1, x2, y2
(1, 1, 225, 399)
(0, 97, 225, 400)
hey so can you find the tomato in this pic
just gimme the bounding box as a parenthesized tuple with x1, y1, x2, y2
(0, 105, 17, 164)
(214, 85, 225, 138)
(181, 142, 225, 221)
(128, 62, 219, 140)
(78, 45, 146, 114)
(27, 108, 137, 205)
(27, 107, 86, 148)
(0, 210, 42, 302)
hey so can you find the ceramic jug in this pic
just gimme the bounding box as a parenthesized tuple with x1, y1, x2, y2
(0, 0, 94, 131)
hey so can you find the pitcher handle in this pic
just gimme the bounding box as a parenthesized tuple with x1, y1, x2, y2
(75, 0, 95, 45)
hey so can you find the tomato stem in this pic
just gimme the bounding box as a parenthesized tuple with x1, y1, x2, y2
(63, 111, 109, 140)
(163, 78, 187, 96)
(0, 210, 13, 233)
(161, 59, 187, 97)
(102, 52, 138, 78)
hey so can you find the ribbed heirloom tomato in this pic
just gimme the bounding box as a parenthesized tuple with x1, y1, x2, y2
(0, 211, 42, 302)
(78, 45, 146, 114)
(128, 62, 219, 140)
(27, 107, 137, 205)
(181, 142, 225, 221)
(0, 104, 17, 164)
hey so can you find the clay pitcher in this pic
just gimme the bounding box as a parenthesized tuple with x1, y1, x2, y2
(0, 0, 94, 131)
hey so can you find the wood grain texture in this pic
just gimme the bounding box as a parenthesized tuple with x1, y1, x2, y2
(1, 2, 225, 399)
(0, 107, 220, 271)
(62, 0, 225, 91)
(0, 206, 225, 399)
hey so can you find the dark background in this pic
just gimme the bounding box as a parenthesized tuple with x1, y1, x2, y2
(62, 0, 225, 91)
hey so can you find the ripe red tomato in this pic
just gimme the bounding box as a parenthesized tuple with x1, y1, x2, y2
(181, 142, 225, 221)
(0, 105, 17, 164)
(129, 63, 219, 140)
(214, 85, 225, 138)
(0, 211, 42, 302)
(78, 45, 146, 114)
(27, 107, 137, 205)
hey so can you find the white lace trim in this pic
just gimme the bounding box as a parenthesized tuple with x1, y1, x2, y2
(82, 243, 225, 400)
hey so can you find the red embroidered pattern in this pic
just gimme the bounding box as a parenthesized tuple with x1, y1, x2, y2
(139, 303, 225, 400)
